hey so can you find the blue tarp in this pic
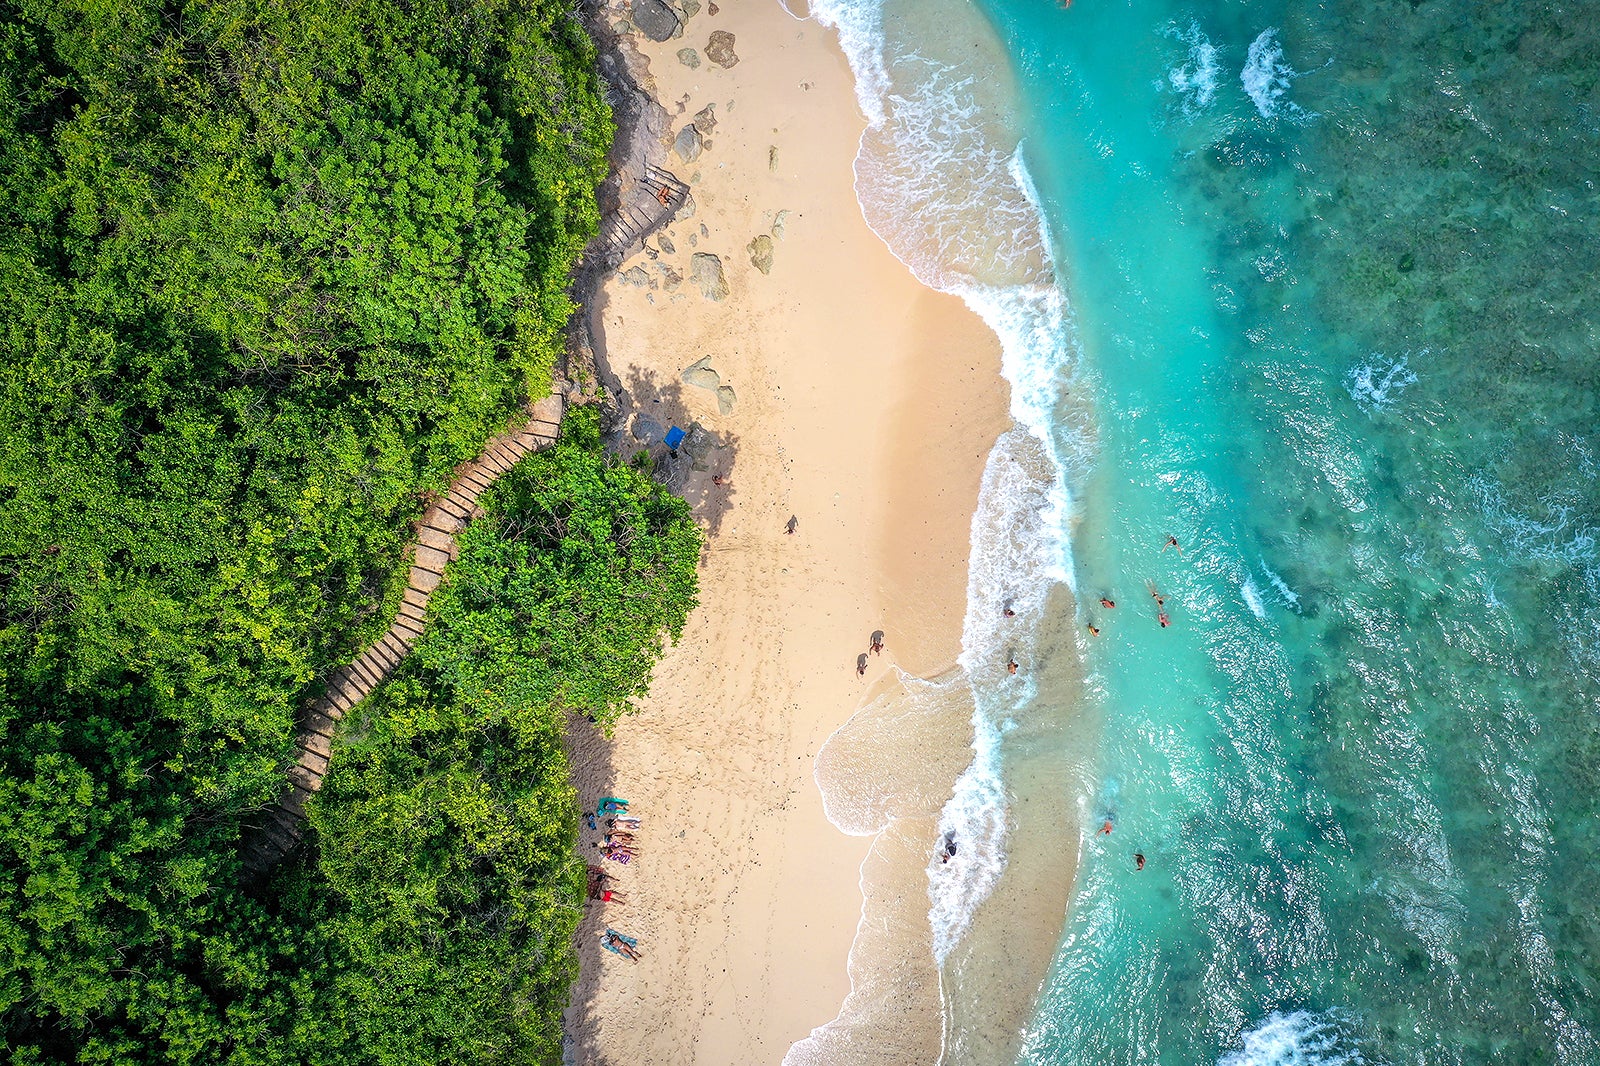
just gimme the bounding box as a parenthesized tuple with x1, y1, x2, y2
(664, 425, 686, 449)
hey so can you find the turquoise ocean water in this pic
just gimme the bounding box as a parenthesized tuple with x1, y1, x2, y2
(802, 0, 1600, 1061)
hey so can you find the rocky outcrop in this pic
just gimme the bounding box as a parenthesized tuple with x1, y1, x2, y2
(691, 253, 729, 301)
(705, 30, 739, 68)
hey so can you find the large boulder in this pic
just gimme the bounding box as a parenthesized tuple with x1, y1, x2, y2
(674, 123, 703, 163)
(631, 0, 680, 41)
(680, 355, 721, 390)
(705, 30, 739, 68)
(690, 254, 729, 301)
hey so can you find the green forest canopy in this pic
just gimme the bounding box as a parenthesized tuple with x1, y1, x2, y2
(0, 0, 701, 1061)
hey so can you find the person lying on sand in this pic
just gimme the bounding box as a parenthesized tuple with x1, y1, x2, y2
(606, 816, 641, 829)
(592, 887, 628, 904)
(605, 832, 636, 846)
(604, 931, 643, 960)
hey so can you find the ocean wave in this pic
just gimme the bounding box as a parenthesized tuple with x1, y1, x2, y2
(1165, 21, 1222, 117)
(1219, 1010, 1372, 1065)
(1241, 29, 1316, 121)
(1345, 354, 1419, 413)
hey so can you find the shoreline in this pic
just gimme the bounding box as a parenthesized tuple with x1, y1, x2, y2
(561, 0, 1012, 1060)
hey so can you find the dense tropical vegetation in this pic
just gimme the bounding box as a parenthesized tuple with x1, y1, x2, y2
(0, 0, 700, 1061)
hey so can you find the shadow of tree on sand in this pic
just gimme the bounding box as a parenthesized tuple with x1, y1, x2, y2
(608, 364, 739, 540)
(562, 713, 622, 1066)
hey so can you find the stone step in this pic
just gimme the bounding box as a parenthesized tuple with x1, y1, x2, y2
(416, 525, 455, 553)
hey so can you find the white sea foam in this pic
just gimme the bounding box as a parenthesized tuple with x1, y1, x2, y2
(1218, 1010, 1369, 1066)
(809, 0, 1083, 971)
(1165, 21, 1222, 117)
(1261, 560, 1302, 610)
(1241, 29, 1312, 121)
(1345, 353, 1418, 413)
(1241, 577, 1267, 620)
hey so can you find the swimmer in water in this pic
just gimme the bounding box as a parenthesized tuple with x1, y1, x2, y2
(1097, 819, 1113, 836)
(1158, 610, 1170, 628)
(1135, 853, 1145, 871)
(1163, 535, 1181, 553)
(1007, 658, 1019, 675)
(1100, 598, 1115, 609)
(1087, 623, 1100, 637)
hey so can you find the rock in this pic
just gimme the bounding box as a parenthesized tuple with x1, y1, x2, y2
(631, 418, 664, 444)
(708, 1, 719, 13)
(690, 253, 729, 301)
(705, 30, 739, 68)
(631, 0, 680, 41)
(747, 234, 774, 275)
(694, 103, 718, 134)
(771, 209, 790, 240)
(677, 47, 700, 68)
(658, 233, 676, 254)
(687, 232, 698, 248)
(768, 145, 779, 172)
(621, 265, 652, 288)
(681, 0, 701, 16)
(674, 123, 703, 163)
(717, 385, 737, 415)
(681, 355, 721, 390)
(678, 193, 697, 220)
(683, 424, 714, 460)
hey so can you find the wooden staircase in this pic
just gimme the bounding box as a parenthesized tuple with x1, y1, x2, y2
(240, 394, 566, 872)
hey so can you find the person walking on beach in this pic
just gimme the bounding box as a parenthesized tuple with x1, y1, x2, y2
(870, 630, 885, 655)
(786, 515, 799, 535)
(857, 653, 869, 678)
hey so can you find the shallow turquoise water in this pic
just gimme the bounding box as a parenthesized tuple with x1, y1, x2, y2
(969, 0, 1600, 1062)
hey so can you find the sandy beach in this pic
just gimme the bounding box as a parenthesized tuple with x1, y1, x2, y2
(561, 0, 1011, 1061)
